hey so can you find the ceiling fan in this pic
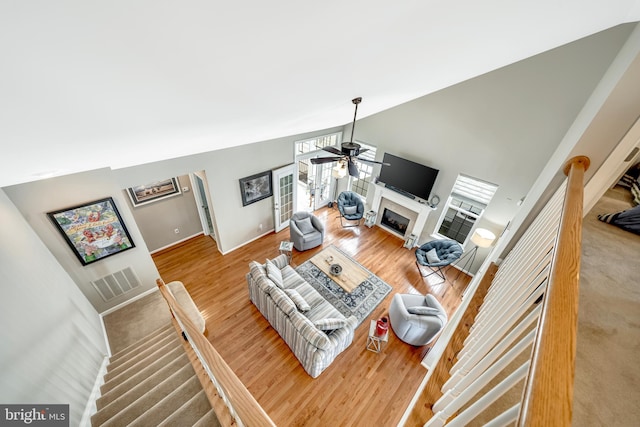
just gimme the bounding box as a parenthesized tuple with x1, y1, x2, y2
(310, 97, 389, 178)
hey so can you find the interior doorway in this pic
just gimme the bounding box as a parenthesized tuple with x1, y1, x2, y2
(190, 171, 216, 242)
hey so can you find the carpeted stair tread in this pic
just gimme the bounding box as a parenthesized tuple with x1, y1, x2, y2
(108, 324, 175, 367)
(127, 375, 204, 427)
(193, 409, 222, 427)
(92, 363, 198, 427)
(97, 348, 188, 409)
(158, 390, 212, 427)
(100, 343, 184, 396)
(108, 323, 173, 363)
(104, 333, 182, 383)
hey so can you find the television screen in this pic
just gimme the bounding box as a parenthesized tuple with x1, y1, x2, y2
(378, 153, 439, 201)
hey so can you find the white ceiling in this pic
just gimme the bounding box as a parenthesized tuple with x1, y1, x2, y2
(1, 1, 640, 187)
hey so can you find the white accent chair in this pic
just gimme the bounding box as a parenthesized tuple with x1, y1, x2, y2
(389, 293, 447, 346)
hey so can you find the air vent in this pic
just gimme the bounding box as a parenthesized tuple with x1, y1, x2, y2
(91, 267, 141, 302)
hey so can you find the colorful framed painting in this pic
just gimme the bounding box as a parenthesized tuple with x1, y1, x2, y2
(126, 177, 182, 207)
(47, 197, 136, 266)
(239, 170, 273, 206)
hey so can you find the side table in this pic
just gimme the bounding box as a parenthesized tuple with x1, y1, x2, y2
(278, 241, 294, 263)
(364, 210, 377, 228)
(366, 319, 389, 353)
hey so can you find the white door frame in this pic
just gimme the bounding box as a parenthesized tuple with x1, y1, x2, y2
(296, 152, 336, 211)
(190, 171, 218, 243)
(273, 164, 297, 232)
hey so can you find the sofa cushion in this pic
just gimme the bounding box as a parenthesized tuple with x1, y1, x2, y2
(296, 217, 316, 234)
(271, 287, 297, 316)
(314, 318, 347, 331)
(290, 314, 331, 350)
(249, 260, 266, 280)
(266, 259, 284, 288)
(270, 254, 289, 269)
(407, 306, 441, 316)
(254, 274, 276, 296)
(281, 265, 308, 289)
(285, 288, 310, 312)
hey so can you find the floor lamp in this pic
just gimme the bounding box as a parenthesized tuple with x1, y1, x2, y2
(453, 228, 496, 282)
(330, 161, 347, 207)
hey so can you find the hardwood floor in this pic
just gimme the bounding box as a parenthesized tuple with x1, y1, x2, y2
(152, 206, 469, 426)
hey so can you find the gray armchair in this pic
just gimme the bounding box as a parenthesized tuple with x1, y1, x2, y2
(290, 211, 325, 251)
(389, 293, 448, 346)
(337, 191, 365, 227)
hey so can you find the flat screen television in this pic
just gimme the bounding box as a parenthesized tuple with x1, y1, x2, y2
(378, 153, 439, 201)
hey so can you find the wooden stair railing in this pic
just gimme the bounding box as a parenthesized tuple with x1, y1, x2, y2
(518, 155, 590, 426)
(157, 278, 276, 427)
(406, 156, 589, 426)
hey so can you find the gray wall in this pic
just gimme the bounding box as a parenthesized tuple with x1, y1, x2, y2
(113, 126, 345, 254)
(0, 189, 107, 426)
(122, 175, 202, 252)
(352, 24, 634, 271)
(4, 168, 160, 313)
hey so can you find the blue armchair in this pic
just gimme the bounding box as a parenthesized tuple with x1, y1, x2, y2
(415, 239, 463, 282)
(337, 191, 365, 227)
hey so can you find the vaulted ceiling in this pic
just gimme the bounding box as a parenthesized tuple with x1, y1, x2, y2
(1, 1, 640, 187)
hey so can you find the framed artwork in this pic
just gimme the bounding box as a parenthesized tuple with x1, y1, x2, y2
(239, 170, 273, 206)
(47, 197, 136, 266)
(126, 177, 182, 207)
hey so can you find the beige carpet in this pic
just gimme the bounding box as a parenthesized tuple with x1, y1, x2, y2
(103, 290, 172, 354)
(573, 186, 640, 426)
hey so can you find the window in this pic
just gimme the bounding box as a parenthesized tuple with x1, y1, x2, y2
(295, 132, 342, 155)
(435, 174, 498, 244)
(350, 141, 377, 198)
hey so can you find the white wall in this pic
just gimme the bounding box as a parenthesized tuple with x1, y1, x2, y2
(113, 126, 345, 253)
(122, 174, 202, 252)
(0, 189, 107, 426)
(4, 168, 160, 312)
(351, 24, 634, 271)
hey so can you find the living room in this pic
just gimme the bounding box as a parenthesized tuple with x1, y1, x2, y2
(2, 16, 640, 427)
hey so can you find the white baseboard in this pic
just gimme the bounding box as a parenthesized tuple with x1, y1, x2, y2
(79, 355, 109, 427)
(149, 232, 204, 254)
(99, 287, 159, 317)
(221, 229, 275, 255)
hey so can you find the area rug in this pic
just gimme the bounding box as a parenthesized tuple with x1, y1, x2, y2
(295, 247, 392, 326)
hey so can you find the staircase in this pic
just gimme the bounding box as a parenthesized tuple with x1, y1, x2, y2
(91, 324, 220, 427)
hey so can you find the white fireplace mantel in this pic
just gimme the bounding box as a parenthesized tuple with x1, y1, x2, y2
(369, 184, 433, 244)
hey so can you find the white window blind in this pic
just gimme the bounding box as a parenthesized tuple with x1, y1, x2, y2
(451, 174, 498, 208)
(435, 174, 498, 244)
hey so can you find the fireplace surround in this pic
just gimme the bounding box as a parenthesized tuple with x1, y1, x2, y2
(369, 184, 432, 245)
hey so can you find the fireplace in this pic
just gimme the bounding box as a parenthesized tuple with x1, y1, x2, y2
(381, 208, 410, 234)
(370, 184, 433, 247)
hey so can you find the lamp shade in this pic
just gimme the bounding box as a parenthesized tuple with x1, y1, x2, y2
(332, 163, 347, 179)
(470, 228, 496, 248)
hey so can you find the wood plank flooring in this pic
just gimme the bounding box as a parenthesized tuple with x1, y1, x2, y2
(152, 206, 468, 426)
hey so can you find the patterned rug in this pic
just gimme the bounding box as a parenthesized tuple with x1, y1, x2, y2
(295, 247, 392, 326)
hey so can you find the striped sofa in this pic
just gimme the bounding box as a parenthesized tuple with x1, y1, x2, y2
(247, 254, 357, 378)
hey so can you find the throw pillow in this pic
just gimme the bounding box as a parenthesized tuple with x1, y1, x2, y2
(426, 248, 441, 264)
(296, 217, 316, 234)
(406, 306, 441, 316)
(314, 317, 346, 331)
(343, 205, 357, 215)
(284, 288, 311, 312)
(265, 259, 284, 288)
